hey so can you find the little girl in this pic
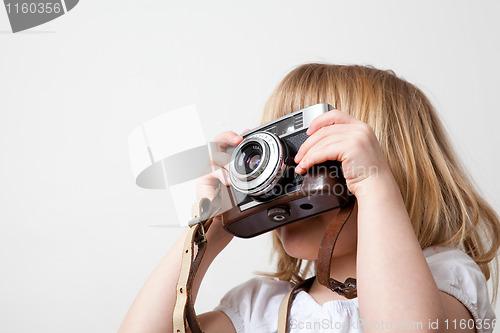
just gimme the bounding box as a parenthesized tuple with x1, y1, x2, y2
(119, 64, 500, 333)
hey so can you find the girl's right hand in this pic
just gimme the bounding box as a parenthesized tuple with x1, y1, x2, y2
(195, 131, 244, 250)
(196, 131, 244, 201)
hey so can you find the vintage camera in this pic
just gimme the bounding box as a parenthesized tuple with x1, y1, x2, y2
(221, 103, 351, 238)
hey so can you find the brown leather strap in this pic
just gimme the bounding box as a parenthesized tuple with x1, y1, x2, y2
(277, 199, 357, 333)
(316, 198, 357, 299)
(277, 277, 314, 333)
(172, 224, 204, 333)
(174, 192, 355, 333)
(173, 189, 222, 333)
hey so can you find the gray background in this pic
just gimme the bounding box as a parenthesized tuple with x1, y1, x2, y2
(1, 1, 499, 332)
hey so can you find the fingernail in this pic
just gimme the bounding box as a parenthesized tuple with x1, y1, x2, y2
(233, 135, 242, 144)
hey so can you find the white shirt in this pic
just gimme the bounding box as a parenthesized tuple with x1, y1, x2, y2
(214, 246, 496, 333)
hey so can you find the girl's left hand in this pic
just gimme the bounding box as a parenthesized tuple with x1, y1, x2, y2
(294, 109, 393, 197)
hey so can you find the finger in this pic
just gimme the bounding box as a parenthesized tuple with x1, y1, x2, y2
(214, 131, 242, 143)
(295, 124, 351, 163)
(211, 168, 229, 186)
(211, 151, 231, 169)
(295, 137, 346, 174)
(213, 131, 244, 150)
(213, 140, 243, 153)
(306, 109, 360, 136)
(197, 168, 230, 199)
(201, 168, 229, 189)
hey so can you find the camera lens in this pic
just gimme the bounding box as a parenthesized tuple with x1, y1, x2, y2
(235, 142, 266, 175)
(229, 132, 287, 197)
(247, 154, 261, 171)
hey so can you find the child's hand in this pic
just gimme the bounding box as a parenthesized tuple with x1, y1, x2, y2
(195, 131, 243, 249)
(196, 131, 243, 202)
(294, 109, 393, 197)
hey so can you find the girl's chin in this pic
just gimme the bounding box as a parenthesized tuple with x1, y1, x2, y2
(276, 223, 323, 260)
(276, 210, 357, 260)
(280, 242, 318, 261)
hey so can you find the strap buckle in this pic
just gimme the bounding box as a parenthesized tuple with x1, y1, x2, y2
(195, 222, 207, 244)
(329, 277, 357, 299)
(188, 217, 207, 245)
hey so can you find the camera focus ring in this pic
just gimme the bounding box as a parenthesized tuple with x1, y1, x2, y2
(229, 132, 286, 196)
(232, 137, 270, 181)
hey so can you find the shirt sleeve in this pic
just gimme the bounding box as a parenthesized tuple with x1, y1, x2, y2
(424, 246, 496, 333)
(213, 277, 292, 333)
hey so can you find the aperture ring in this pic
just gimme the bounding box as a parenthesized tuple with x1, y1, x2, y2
(229, 132, 286, 196)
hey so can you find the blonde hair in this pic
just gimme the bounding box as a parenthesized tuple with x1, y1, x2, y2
(261, 63, 500, 302)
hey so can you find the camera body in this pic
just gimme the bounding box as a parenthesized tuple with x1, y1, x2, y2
(221, 103, 351, 238)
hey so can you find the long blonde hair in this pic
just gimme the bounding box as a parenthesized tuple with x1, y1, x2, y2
(261, 63, 500, 302)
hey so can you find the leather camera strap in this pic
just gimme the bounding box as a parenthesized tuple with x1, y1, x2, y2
(316, 199, 357, 299)
(277, 277, 315, 333)
(173, 193, 355, 333)
(277, 200, 356, 333)
(172, 189, 222, 333)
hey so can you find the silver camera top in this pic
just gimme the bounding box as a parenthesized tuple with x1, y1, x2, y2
(241, 103, 333, 139)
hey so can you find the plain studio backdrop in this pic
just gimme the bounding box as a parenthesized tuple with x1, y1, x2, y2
(1, 1, 500, 332)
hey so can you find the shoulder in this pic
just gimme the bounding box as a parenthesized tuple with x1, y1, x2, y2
(214, 277, 293, 332)
(423, 246, 489, 291)
(423, 246, 496, 330)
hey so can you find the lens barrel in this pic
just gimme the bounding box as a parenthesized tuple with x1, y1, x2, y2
(229, 132, 287, 197)
(234, 141, 267, 177)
